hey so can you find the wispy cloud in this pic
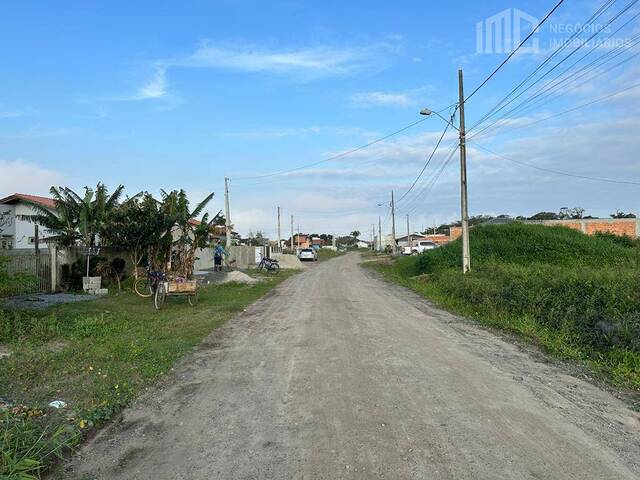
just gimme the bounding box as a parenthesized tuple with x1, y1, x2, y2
(213, 125, 377, 140)
(350, 85, 435, 108)
(137, 65, 168, 99)
(178, 41, 393, 78)
(114, 40, 398, 104)
(0, 159, 66, 196)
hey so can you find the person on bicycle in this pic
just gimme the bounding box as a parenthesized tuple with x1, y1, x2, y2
(214, 241, 228, 272)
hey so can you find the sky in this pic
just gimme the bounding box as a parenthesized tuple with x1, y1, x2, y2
(1, 0, 639, 239)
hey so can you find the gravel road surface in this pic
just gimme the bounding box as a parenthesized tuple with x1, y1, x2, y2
(72, 253, 640, 479)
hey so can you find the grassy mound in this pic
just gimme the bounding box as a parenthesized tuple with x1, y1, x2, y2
(396, 223, 638, 277)
(376, 223, 640, 390)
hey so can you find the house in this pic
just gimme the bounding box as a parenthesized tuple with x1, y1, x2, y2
(355, 239, 371, 249)
(0, 193, 55, 249)
(289, 234, 312, 249)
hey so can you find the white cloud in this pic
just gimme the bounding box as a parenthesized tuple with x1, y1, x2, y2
(179, 41, 390, 78)
(349, 85, 436, 108)
(0, 160, 66, 197)
(137, 65, 168, 99)
(350, 91, 412, 108)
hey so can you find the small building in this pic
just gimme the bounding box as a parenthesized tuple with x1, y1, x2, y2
(0, 193, 55, 249)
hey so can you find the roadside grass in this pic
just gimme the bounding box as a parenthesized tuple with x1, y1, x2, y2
(0, 271, 296, 479)
(317, 249, 344, 261)
(369, 223, 640, 393)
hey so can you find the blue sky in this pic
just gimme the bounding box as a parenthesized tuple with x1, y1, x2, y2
(2, 0, 639, 238)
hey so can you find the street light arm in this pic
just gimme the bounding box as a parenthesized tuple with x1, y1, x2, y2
(420, 106, 460, 131)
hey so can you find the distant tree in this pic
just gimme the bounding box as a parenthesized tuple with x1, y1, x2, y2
(559, 207, 585, 220)
(529, 212, 559, 220)
(350, 230, 361, 239)
(611, 210, 636, 219)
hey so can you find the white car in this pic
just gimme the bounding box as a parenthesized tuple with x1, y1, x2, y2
(403, 241, 438, 255)
(298, 248, 318, 261)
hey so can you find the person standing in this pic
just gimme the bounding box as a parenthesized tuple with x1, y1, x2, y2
(214, 241, 228, 272)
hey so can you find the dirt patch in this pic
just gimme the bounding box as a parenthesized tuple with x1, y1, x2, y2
(0, 345, 11, 359)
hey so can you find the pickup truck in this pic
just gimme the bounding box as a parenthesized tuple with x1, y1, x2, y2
(402, 240, 438, 256)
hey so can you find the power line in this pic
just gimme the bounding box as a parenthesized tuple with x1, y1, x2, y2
(469, 80, 640, 140)
(472, 142, 640, 186)
(465, 0, 568, 102)
(396, 111, 456, 204)
(233, 115, 444, 181)
(470, 0, 640, 137)
(469, 0, 619, 132)
(470, 44, 640, 141)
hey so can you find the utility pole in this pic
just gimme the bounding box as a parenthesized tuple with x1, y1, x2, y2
(390, 190, 397, 254)
(406, 214, 411, 248)
(297, 223, 300, 249)
(378, 216, 382, 252)
(277, 206, 281, 249)
(224, 177, 231, 249)
(458, 69, 471, 273)
(290, 215, 294, 252)
(372, 224, 376, 251)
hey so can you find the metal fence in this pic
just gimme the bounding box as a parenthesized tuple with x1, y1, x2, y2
(2, 248, 52, 294)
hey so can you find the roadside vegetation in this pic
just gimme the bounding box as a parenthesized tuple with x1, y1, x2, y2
(371, 223, 640, 391)
(0, 273, 295, 479)
(317, 248, 344, 261)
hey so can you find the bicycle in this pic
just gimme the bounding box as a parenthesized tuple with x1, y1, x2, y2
(256, 257, 280, 274)
(134, 267, 167, 298)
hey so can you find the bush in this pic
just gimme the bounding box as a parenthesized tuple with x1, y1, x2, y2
(61, 256, 108, 291)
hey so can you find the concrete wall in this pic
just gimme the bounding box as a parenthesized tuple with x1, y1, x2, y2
(526, 218, 639, 238)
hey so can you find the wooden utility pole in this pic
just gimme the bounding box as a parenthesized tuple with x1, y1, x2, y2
(224, 177, 231, 249)
(277, 206, 281, 249)
(458, 69, 471, 273)
(390, 190, 397, 254)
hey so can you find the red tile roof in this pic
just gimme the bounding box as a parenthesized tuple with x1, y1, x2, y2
(0, 193, 56, 209)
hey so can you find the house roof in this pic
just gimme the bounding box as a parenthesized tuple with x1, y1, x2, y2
(0, 193, 56, 209)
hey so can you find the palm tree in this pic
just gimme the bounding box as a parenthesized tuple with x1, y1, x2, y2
(153, 190, 215, 275)
(21, 184, 124, 247)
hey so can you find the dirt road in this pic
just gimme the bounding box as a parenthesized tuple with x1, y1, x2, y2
(72, 253, 640, 479)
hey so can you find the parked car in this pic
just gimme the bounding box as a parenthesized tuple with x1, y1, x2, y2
(403, 241, 438, 255)
(298, 248, 318, 261)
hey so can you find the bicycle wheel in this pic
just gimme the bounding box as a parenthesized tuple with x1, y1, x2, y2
(134, 277, 152, 298)
(256, 262, 263, 273)
(154, 282, 167, 310)
(188, 292, 198, 306)
(269, 263, 280, 275)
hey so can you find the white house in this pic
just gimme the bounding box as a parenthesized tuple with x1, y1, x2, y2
(0, 193, 55, 249)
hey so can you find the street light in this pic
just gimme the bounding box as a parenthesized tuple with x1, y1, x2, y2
(420, 107, 459, 131)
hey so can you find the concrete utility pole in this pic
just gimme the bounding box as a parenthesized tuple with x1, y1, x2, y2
(277, 206, 281, 249)
(290, 215, 294, 252)
(224, 177, 231, 249)
(406, 214, 411, 248)
(297, 223, 301, 249)
(458, 69, 471, 273)
(372, 224, 376, 251)
(390, 190, 397, 254)
(378, 216, 382, 251)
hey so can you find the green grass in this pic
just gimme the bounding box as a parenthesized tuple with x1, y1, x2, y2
(317, 248, 344, 261)
(0, 271, 295, 478)
(371, 223, 640, 393)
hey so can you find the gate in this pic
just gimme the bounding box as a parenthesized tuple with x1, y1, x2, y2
(2, 249, 52, 294)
